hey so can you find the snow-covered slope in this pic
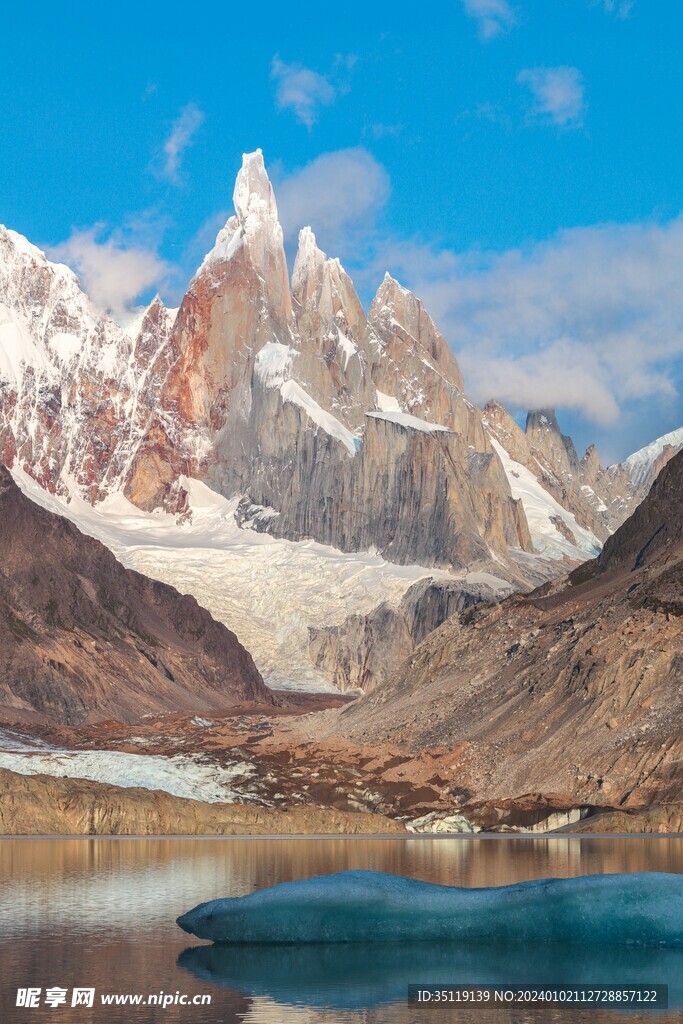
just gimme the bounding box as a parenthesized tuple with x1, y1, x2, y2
(11, 468, 442, 691)
(491, 439, 601, 560)
(623, 426, 683, 490)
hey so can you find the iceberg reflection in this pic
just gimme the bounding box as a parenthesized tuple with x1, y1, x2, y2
(179, 941, 683, 1012)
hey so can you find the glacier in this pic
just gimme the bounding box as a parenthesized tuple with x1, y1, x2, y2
(176, 869, 683, 946)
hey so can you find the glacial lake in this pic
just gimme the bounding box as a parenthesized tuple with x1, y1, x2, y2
(1, 836, 682, 1023)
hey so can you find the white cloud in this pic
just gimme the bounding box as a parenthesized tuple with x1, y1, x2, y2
(517, 66, 586, 128)
(367, 216, 683, 425)
(462, 0, 516, 40)
(49, 226, 171, 318)
(162, 102, 205, 183)
(275, 148, 390, 250)
(271, 57, 336, 128)
(600, 0, 635, 17)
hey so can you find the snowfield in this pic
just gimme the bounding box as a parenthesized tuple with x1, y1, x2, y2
(12, 469, 445, 691)
(0, 746, 256, 804)
(491, 439, 601, 560)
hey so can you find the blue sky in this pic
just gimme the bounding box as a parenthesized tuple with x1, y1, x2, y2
(2, 0, 682, 461)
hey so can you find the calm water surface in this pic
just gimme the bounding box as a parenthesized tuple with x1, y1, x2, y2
(0, 836, 682, 1023)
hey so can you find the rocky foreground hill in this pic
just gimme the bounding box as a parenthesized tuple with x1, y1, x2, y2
(333, 450, 683, 811)
(0, 465, 271, 724)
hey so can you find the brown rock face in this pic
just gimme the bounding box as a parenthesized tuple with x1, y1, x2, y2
(309, 576, 503, 693)
(0, 768, 404, 835)
(0, 465, 271, 724)
(335, 452, 683, 810)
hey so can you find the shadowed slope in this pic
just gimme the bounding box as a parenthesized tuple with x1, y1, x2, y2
(0, 465, 272, 724)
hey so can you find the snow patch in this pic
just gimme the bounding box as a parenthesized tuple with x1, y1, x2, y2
(367, 410, 451, 435)
(336, 331, 357, 370)
(48, 332, 82, 362)
(203, 217, 243, 267)
(0, 306, 52, 383)
(254, 342, 296, 388)
(0, 748, 255, 803)
(280, 379, 360, 455)
(375, 390, 401, 413)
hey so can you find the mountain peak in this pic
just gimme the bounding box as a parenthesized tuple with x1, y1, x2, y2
(200, 154, 280, 268)
(233, 148, 279, 226)
(292, 226, 324, 286)
(526, 409, 561, 435)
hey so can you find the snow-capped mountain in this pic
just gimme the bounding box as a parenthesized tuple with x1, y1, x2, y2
(622, 426, 683, 492)
(0, 225, 177, 502)
(109, 150, 533, 573)
(0, 148, 676, 591)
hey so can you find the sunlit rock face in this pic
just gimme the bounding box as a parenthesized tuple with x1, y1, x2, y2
(119, 150, 533, 569)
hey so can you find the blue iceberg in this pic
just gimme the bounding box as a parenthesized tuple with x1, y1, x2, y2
(176, 869, 683, 946)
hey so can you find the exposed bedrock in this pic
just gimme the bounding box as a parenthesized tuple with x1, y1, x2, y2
(309, 576, 506, 693)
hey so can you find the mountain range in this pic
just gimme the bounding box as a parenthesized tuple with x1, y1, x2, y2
(1, 148, 682, 832)
(3, 150, 679, 590)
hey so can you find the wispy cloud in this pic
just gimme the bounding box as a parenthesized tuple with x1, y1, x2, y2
(276, 148, 390, 251)
(271, 57, 336, 128)
(365, 216, 683, 426)
(49, 225, 171, 318)
(517, 66, 586, 128)
(462, 0, 517, 40)
(161, 102, 205, 183)
(599, 0, 635, 17)
(362, 123, 404, 140)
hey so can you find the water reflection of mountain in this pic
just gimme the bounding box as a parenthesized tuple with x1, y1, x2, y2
(3, 836, 683, 936)
(2, 839, 683, 1024)
(179, 941, 683, 1012)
